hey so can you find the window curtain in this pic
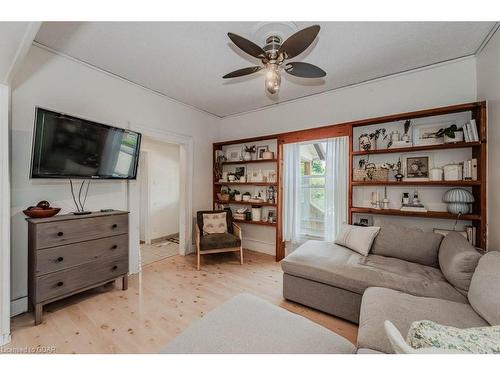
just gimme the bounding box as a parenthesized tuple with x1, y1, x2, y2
(282, 142, 302, 243)
(324, 136, 348, 242)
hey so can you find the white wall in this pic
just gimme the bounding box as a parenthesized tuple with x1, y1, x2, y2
(10, 45, 218, 315)
(0, 84, 11, 345)
(477, 29, 500, 251)
(140, 137, 180, 241)
(218, 58, 478, 253)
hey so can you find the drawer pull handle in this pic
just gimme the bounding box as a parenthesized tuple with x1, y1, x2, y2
(111, 245, 118, 250)
(56, 281, 64, 287)
(112, 224, 118, 229)
(56, 256, 64, 263)
(112, 265, 118, 271)
(57, 231, 64, 237)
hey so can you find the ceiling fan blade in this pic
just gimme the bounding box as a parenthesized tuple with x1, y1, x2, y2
(223, 66, 262, 79)
(285, 62, 326, 78)
(227, 32, 266, 59)
(279, 25, 320, 59)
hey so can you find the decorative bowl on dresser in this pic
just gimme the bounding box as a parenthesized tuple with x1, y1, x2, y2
(27, 210, 129, 325)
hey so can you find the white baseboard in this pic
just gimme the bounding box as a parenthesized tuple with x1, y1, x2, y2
(0, 333, 11, 347)
(10, 297, 27, 317)
(243, 238, 275, 255)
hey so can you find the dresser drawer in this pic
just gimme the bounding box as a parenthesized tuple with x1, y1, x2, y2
(35, 257, 128, 303)
(34, 214, 128, 249)
(35, 234, 128, 276)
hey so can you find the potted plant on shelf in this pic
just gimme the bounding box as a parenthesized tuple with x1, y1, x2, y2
(243, 145, 256, 161)
(358, 128, 388, 151)
(436, 124, 464, 143)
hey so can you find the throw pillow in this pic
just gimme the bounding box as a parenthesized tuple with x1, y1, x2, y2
(407, 320, 500, 354)
(384, 321, 460, 354)
(335, 224, 380, 256)
(439, 232, 482, 295)
(371, 218, 443, 268)
(202, 212, 228, 234)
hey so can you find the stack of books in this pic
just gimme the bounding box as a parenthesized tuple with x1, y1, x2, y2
(463, 119, 479, 142)
(462, 158, 478, 180)
(400, 203, 428, 212)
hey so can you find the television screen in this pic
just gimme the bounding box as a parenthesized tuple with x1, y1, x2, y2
(30, 108, 141, 179)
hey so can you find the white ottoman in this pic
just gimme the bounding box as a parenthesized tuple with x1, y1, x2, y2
(161, 293, 356, 354)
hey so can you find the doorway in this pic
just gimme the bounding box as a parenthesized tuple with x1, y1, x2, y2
(138, 136, 181, 266)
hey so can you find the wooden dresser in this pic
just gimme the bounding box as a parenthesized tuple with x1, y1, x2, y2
(27, 210, 129, 325)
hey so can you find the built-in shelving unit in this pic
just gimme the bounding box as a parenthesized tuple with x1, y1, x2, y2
(213, 136, 281, 260)
(349, 101, 487, 249)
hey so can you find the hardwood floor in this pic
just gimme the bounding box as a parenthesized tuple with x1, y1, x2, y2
(6, 250, 358, 353)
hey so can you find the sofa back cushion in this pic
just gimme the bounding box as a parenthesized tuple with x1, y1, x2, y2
(439, 232, 482, 295)
(371, 219, 443, 268)
(468, 251, 500, 325)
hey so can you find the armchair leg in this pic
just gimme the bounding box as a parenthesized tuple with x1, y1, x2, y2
(240, 246, 243, 265)
(197, 248, 201, 271)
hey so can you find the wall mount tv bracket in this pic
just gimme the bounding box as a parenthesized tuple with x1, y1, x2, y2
(69, 179, 92, 215)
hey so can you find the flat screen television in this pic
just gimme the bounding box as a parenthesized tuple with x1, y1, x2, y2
(30, 107, 141, 179)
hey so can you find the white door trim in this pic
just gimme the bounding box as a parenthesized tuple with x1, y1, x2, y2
(127, 124, 193, 274)
(0, 84, 11, 346)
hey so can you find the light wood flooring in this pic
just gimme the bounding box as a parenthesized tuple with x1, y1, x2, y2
(6, 250, 358, 353)
(140, 240, 179, 266)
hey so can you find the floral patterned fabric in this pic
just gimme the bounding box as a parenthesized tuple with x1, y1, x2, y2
(407, 320, 500, 354)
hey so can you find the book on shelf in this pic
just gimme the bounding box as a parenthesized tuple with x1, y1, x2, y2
(400, 204, 428, 212)
(465, 225, 476, 246)
(470, 119, 479, 142)
(464, 120, 479, 142)
(471, 158, 478, 180)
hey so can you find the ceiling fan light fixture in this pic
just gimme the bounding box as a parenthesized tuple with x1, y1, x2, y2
(265, 64, 281, 95)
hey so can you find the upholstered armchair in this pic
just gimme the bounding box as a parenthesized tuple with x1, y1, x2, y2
(195, 208, 243, 270)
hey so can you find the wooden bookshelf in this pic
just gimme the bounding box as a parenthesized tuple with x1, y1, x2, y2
(215, 200, 277, 207)
(222, 159, 278, 165)
(213, 135, 281, 260)
(349, 101, 487, 249)
(214, 182, 278, 186)
(352, 141, 481, 156)
(352, 180, 481, 187)
(350, 207, 481, 221)
(233, 219, 277, 227)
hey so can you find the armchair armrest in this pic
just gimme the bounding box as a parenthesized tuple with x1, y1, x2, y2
(195, 224, 201, 251)
(233, 223, 242, 239)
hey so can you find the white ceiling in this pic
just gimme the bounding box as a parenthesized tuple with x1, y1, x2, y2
(34, 22, 496, 117)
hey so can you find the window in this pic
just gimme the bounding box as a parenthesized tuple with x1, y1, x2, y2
(299, 142, 326, 239)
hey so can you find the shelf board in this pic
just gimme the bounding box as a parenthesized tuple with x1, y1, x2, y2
(352, 141, 481, 156)
(215, 200, 277, 207)
(233, 219, 276, 227)
(352, 180, 481, 187)
(350, 207, 481, 221)
(214, 182, 278, 186)
(222, 159, 277, 165)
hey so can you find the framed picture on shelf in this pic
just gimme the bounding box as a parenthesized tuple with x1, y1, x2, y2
(256, 145, 269, 160)
(234, 166, 246, 179)
(403, 155, 432, 181)
(412, 122, 451, 146)
(225, 146, 242, 161)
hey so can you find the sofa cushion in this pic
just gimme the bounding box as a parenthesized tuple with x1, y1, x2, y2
(371, 219, 443, 268)
(468, 251, 500, 326)
(335, 224, 380, 256)
(281, 240, 467, 303)
(439, 232, 482, 295)
(200, 233, 241, 251)
(357, 287, 487, 353)
(161, 293, 356, 354)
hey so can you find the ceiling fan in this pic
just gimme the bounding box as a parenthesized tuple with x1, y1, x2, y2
(223, 25, 326, 95)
